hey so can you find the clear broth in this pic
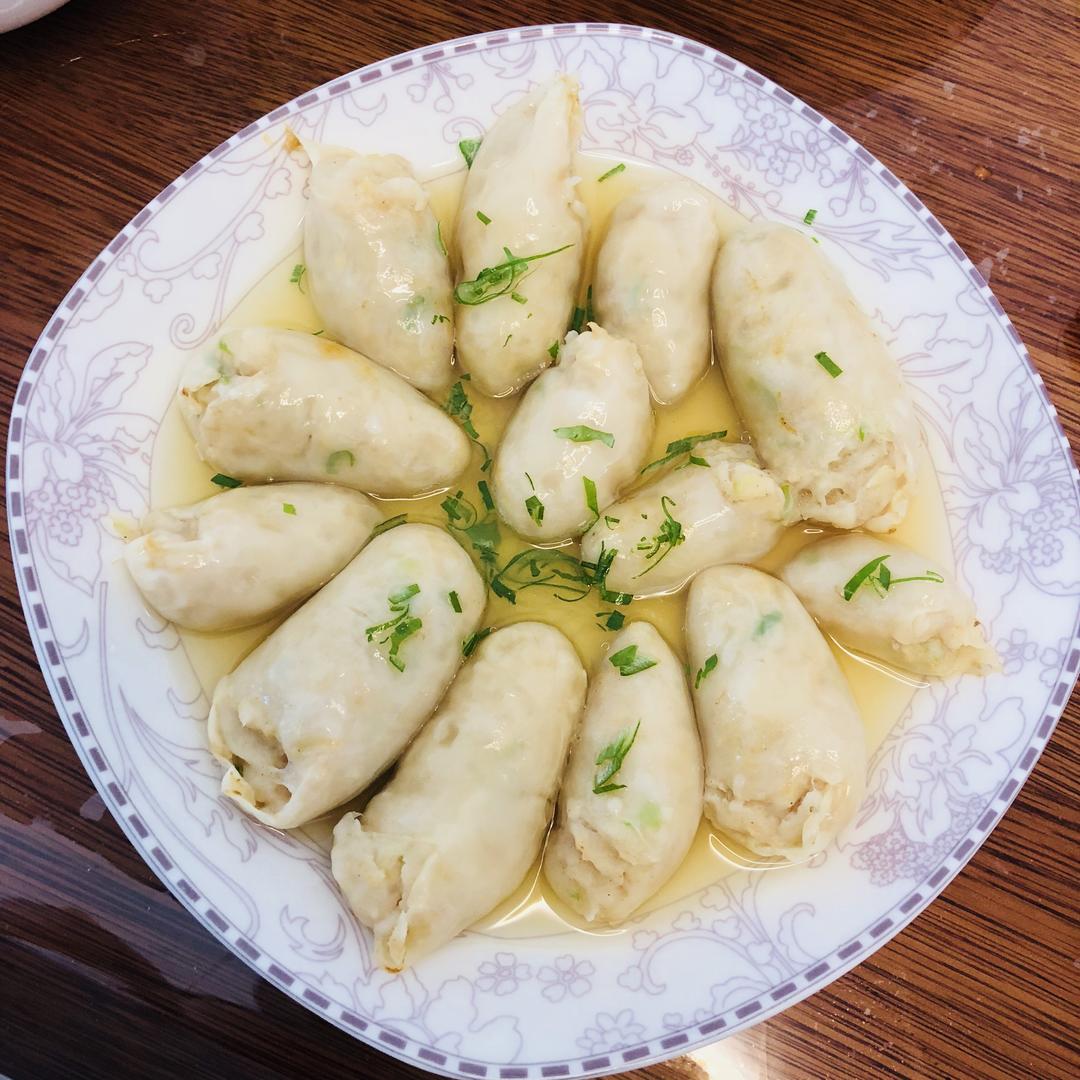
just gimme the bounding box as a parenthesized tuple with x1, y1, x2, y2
(150, 154, 952, 939)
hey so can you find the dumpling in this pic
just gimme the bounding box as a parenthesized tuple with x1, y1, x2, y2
(178, 327, 469, 497)
(304, 149, 454, 394)
(492, 325, 652, 543)
(712, 222, 920, 531)
(594, 179, 722, 403)
(544, 621, 702, 924)
(453, 76, 587, 397)
(580, 441, 785, 597)
(686, 565, 866, 859)
(123, 483, 381, 632)
(207, 524, 485, 829)
(781, 534, 1000, 677)
(331, 622, 586, 970)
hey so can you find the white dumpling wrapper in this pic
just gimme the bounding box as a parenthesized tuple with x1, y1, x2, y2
(177, 327, 469, 497)
(493, 325, 653, 542)
(686, 564, 867, 859)
(594, 178, 723, 404)
(304, 149, 454, 394)
(580, 441, 785, 597)
(781, 534, 1000, 677)
(331, 622, 586, 970)
(207, 524, 485, 829)
(712, 222, 920, 531)
(544, 621, 702, 924)
(123, 482, 381, 632)
(454, 75, 587, 397)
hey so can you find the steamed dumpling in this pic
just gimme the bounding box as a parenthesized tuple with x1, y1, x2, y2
(544, 621, 702, 924)
(580, 441, 785, 597)
(594, 179, 722, 403)
(687, 565, 867, 859)
(781, 534, 1000, 677)
(207, 524, 485, 829)
(492, 325, 653, 542)
(712, 222, 920, 531)
(123, 483, 381, 631)
(304, 149, 454, 394)
(178, 327, 469, 497)
(454, 76, 587, 397)
(331, 622, 586, 970)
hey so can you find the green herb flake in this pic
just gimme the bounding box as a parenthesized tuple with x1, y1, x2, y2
(754, 611, 782, 638)
(282, 502, 297, 515)
(583, 476, 599, 521)
(595, 609, 625, 632)
(476, 210, 492, 226)
(568, 284, 595, 334)
(694, 653, 718, 688)
(448, 590, 462, 613)
(843, 555, 945, 601)
(462, 626, 493, 657)
(435, 221, 448, 256)
(454, 244, 573, 306)
(634, 495, 685, 577)
(857, 424, 866, 441)
(444, 379, 492, 471)
(458, 137, 483, 168)
(525, 494, 545, 525)
(554, 425, 615, 449)
(326, 449, 356, 474)
(641, 431, 727, 475)
(478, 479, 495, 511)
(210, 473, 242, 489)
(593, 720, 641, 794)
(510, 291, 527, 304)
(609, 645, 657, 677)
(547, 341, 560, 360)
(289, 263, 307, 291)
(441, 489, 501, 581)
(814, 350, 843, 378)
(365, 584, 423, 673)
(803, 208, 818, 225)
(597, 162, 627, 183)
(638, 800, 663, 830)
(604, 515, 620, 528)
(218, 339, 233, 356)
(432, 313, 450, 324)
(371, 513, 407, 537)
(311, 329, 325, 336)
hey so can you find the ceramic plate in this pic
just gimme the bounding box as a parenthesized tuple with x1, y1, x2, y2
(8, 23, 1079, 1079)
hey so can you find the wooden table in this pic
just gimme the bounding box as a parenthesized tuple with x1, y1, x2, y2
(1, 2, 1077, 1077)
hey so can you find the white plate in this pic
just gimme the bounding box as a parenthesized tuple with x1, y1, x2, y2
(8, 23, 1080, 1079)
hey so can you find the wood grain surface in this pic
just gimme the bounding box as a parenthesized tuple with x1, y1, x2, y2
(1, 2, 1077, 1078)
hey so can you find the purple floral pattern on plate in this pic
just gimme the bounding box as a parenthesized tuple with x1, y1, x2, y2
(6, 22, 1079, 1080)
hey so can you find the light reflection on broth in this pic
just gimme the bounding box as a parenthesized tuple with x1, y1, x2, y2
(149, 154, 954, 940)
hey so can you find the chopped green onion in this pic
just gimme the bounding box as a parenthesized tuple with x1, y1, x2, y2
(597, 162, 627, 182)
(554, 425, 614, 448)
(843, 555, 945, 601)
(365, 584, 423, 673)
(525, 494, 545, 525)
(476, 210, 491, 226)
(289, 263, 306, 291)
(210, 473, 242, 489)
(462, 626, 493, 657)
(814, 350, 843, 378)
(592, 720, 641, 793)
(282, 502, 296, 515)
(634, 495, 685, 576)
(448, 590, 462, 613)
(754, 611, 782, 638)
(641, 431, 727, 475)
(595, 609, 626, 632)
(511, 291, 527, 304)
(583, 476, 599, 521)
(444, 379, 492, 471)
(547, 341, 560, 360)
(694, 654, 718, 688)
(326, 449, 356, 474)
(435, 221, 447, 256)
(803, 208, 818, 225)
(604, 515, 620, 528)
(609, 645, 657, 677)
(432, 313, 450, 324)
(478, 479, 494, 511)
(371, 514, 407, 537)
(454, 244, 573, 306)
(458, 137, 483, 168)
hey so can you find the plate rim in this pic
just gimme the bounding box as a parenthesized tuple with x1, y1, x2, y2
(6, 20, 1080, 1079)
